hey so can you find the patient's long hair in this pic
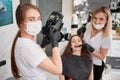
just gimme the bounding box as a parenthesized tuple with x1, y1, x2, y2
(62, 34, 91, 60)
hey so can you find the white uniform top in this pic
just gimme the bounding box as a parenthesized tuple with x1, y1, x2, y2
(83, 23, 112, 65)
(15, 38, 47, 80)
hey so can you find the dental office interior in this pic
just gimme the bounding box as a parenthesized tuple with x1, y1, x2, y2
(0, 0, 120, 80)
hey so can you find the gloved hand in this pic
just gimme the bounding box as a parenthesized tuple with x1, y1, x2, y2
(41, 36, 50, 48)
(77, 26, 86, 35)
(63, 33, 71, 41)
(58, 32, 64, 42)
(49, 28, 62, 48)
(82, 43, 95, 54)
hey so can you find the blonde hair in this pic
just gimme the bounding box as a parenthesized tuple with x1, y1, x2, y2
(90, 6, 112, 38)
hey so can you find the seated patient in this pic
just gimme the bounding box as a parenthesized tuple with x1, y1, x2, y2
(59, 34, 93, 80)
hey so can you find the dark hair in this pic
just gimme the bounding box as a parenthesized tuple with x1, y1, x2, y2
(62, 34, 91, 60)
(11, 3, 40, 79)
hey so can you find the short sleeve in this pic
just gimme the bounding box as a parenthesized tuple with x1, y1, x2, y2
(22, 44, 47, 68)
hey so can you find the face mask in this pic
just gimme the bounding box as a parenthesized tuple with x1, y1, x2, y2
(93, 23, 105, 30)
(25, 21, 42, 36)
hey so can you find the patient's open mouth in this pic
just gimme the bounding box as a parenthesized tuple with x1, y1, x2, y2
(78, 45, 82, 47)
(75, 45, 82, 48)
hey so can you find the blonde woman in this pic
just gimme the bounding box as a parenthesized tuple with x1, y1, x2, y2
(77, 6, 112, 80)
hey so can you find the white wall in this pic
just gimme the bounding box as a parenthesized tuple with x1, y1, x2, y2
(62, 0, 73, 33)
(0, 0, 19, 79)
(0, 0, 73, 79)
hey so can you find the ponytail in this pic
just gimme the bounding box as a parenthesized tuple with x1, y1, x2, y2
(11, 31, 21, 79)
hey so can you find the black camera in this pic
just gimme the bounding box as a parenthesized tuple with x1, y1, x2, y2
(46, 11, 63, 27)
(42, 11, 63, 36)
(41, 11, 71, 45)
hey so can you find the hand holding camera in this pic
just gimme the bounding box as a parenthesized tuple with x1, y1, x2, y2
(40, 11, 71, 48)
(49, 28, 62, 48)
(41, 36, 50, 48)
